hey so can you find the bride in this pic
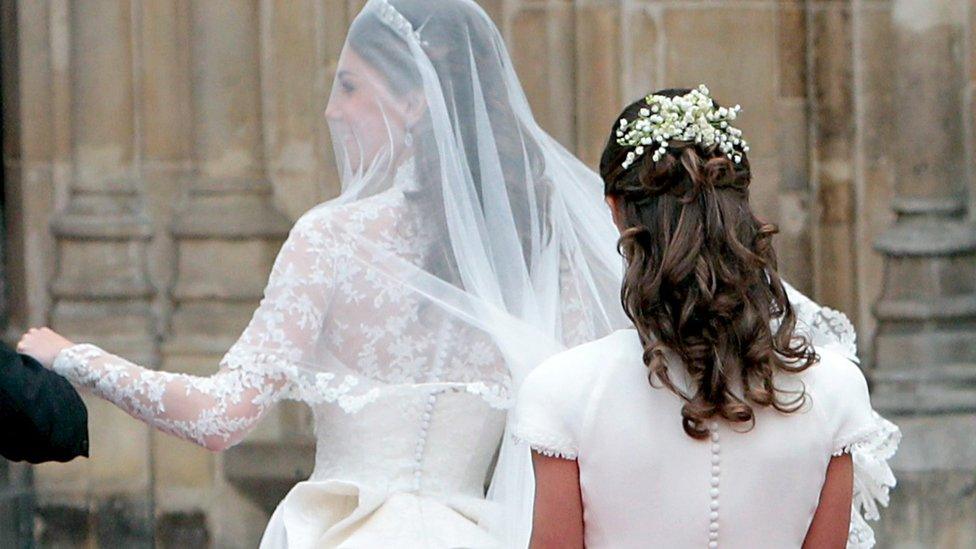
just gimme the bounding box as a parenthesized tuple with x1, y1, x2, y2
(18, 0, 626, 546)
(17, 0, 892, 547)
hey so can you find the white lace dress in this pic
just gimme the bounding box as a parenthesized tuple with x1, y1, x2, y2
(512, 329, 900, 549)
(51, 174, 535, 548)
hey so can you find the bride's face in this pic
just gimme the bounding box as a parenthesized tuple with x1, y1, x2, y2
(325, 48, 417, 171)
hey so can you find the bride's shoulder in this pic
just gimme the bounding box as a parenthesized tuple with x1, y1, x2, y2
(292, 191, 405, 239)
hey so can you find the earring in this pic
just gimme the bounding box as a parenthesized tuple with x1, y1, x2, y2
(404, 129, 413, 148)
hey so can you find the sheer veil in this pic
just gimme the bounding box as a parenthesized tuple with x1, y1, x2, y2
(238, 0, 629, 543)
(226, 0, 877, 545)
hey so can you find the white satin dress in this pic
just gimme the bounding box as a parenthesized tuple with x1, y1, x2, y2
(512, 328, 900, 549)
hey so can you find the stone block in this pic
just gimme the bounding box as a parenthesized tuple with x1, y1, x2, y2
(172, 239, 280, 300)
(92, 495, 154, 548)
(855, 161, 895, 349)
(853, 3, 895, 165)
(35, 503, 89, 547)
(889, 0, 966, 200)
(14, 0, 53, 163)
(223, 440, 315, 515)
(142, 0, 193, 162)
(775, 190, 815, 294)
(156, 511, 210, 549)
(622, 3, 661, 102)
(152, 429, 215, 494)
(777, 3, 807, 99)
(663, 5, 779, 157)
(1, 0, 21, 162)
(575, 2, 622, 168)
(190, 1, 264, 179)
(510, 5, 575, 146)
(809, 4, 853, 154)
(263, 0, 324, 219)
(71, 0, 135, 185)
(876, 469, 976, 548)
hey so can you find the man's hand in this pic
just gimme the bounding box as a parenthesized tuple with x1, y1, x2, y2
(16, 327, 75, 369)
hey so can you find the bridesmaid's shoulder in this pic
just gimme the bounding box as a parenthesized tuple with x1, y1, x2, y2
(788, 343, 870, 401)
(531, 328, 640, 384)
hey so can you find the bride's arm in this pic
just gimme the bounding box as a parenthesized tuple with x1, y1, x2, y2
(52, 344, 291, 452)
(37, 209, 338, 452)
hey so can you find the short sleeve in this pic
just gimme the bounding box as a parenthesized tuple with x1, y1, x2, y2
(511, 351, 594, 460)
(828, 356, 877, 455)
(817, 348, 901, 549)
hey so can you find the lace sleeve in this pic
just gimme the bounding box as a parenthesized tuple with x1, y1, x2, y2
(51, 208, 341, 451)
(53, 344, 292, 451)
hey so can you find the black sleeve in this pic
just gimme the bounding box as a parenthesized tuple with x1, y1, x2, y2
(0, 342, 89, 464)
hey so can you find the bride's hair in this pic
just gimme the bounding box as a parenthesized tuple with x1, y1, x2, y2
(349, 0, 551, 285)
(599, 89, 818, 440)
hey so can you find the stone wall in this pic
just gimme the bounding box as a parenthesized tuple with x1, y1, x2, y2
(1, 1, 973, 547)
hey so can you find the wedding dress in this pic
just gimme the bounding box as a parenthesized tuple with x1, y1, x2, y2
(53, 0, 626, 546)
(49, 0, 896, 547)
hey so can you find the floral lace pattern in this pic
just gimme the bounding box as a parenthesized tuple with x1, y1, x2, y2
(53, 343, 294, 450)
(782, 282, 859, 361)
(833, 411, 901, 549)
(511, 430, 578, 460)
(49, 161, 601, 452)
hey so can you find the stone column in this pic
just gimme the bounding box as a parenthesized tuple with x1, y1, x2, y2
(506, 0, 576, 149)
(41, 1, 157, 546)
(775, 1, 814, 292)
(872, 0, 976, 411)
(162, 2, 291, 545)
(808, 1, 859, 316)
(870, 0, 976, 545)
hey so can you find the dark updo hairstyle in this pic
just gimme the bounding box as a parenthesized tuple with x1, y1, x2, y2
(347, 0, 549, 287)
(599, 88, 818, 440)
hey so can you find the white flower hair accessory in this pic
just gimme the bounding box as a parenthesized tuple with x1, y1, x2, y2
(616, 85, 749, 170)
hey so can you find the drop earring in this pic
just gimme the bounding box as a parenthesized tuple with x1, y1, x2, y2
(404, 128, 413, 148)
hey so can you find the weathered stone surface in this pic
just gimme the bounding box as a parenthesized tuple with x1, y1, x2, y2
(142, 0, 193, 163)
(622, 3, 661, 102)
(0, 1, 973, 546)
(156, 511, 210, 549)
(190, 1, 265, 180)
(575, 2, 621, 168)
(510, 4, 575, 146)
(777, 4, 807, 100)
(71, 0, 135, 187)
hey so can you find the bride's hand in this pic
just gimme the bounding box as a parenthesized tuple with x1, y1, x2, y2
(17, 327, 75, 369)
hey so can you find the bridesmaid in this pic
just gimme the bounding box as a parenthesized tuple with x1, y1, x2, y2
(513, 87, 900, 549)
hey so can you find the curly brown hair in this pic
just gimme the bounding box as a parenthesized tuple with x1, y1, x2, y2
(599, 89, 818, 440)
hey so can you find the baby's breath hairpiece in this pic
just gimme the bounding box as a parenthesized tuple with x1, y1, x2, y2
(616, 85, 749, 170)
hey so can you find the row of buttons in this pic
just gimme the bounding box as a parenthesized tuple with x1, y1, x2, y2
(412, 391, 439, 491)
(708, 420, 721, 548)
(413, 323, 454, 491)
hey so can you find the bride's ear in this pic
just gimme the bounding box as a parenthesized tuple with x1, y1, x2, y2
(401, 90, 428, 127)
